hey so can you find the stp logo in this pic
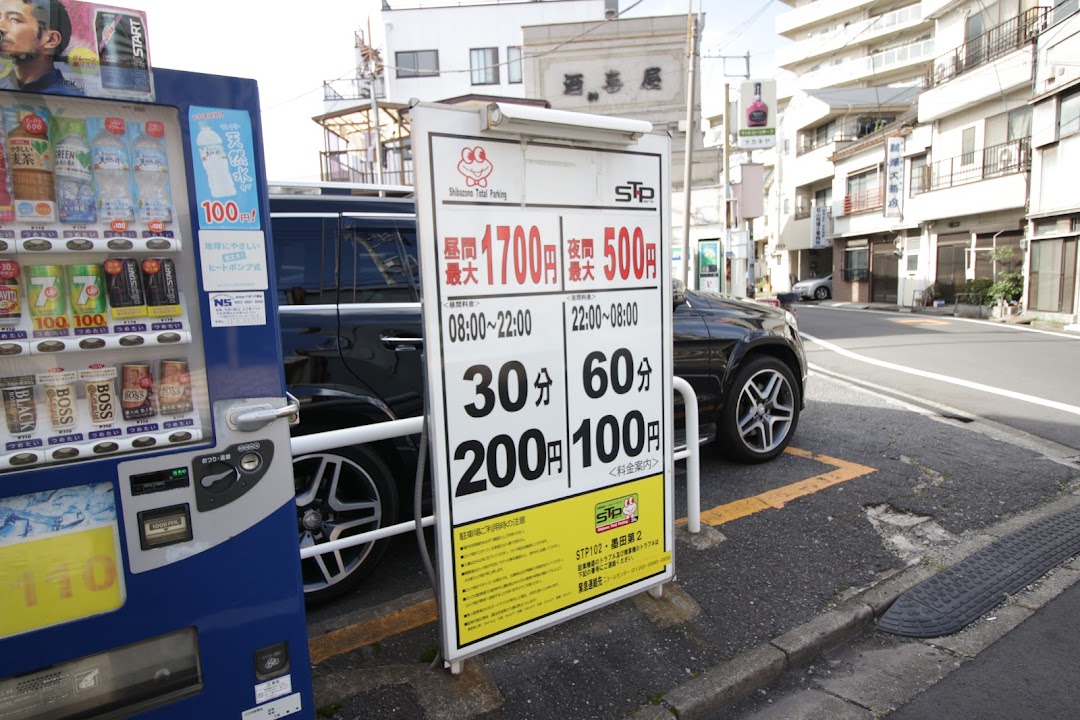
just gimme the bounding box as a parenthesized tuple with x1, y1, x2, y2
(615, 181, 655, 204)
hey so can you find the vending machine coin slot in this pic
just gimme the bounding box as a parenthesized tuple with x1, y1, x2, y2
(253, 641, 290, 681)
(192, 440, 275, 512)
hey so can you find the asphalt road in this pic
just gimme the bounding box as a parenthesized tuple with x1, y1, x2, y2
(305, 308, 1080, 719)
(794, 305, 1080, 453)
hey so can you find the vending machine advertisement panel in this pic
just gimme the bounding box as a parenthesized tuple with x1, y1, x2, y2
(0, 3, 312, 719)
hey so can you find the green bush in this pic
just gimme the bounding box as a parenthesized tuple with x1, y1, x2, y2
(959, 277, 993, 305)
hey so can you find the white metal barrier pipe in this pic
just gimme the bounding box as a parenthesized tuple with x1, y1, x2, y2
(290, 415, 423, 456)
(300, 516, 435, 559)
(673, 376, 701, 533)
(291, 378, 703, 562)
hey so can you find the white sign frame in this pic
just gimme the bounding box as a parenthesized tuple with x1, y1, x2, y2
(411, 103, 674, 664)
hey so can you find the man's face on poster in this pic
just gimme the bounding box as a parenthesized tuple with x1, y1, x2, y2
(0, 0, 61, 61)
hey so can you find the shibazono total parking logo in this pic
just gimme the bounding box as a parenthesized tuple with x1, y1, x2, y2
(595, 494, 639, 533)
(615, 181, 656, 204)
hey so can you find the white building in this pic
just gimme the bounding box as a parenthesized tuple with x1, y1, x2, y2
(1026, 1, 1080, 328)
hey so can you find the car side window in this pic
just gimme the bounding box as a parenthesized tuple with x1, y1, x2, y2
(271, 216, 337, 305)
(339, 223, 418, 303)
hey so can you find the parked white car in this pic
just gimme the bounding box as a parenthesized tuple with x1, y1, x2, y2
(793, 274, 833, 300)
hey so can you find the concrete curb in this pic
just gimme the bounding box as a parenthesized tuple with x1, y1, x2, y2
(627, 495, 1080, 720)
(628, 563, 929, 720)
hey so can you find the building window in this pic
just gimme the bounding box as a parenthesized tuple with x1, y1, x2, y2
(844, 246, 869, 281)
(961, 127, 976, 166)
(1008, 107, 1032, 140)
(507, 46, 522, 84)
(396, 50, 439, 78)
(846, 167, 881, 213)
(470, 48, 500, 85)
(910, 154, 929, 195)
(1060, 88, 1080, 138)
(1030, 237, 1078, 312)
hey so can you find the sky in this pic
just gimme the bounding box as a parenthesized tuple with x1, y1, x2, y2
(135, 0, 787, 182)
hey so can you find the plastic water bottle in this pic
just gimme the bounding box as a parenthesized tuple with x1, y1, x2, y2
(90, 117, 134, 222)
(196, 123, 236, 198)
(54, 117, 97, 224)
(131, 121, 172, 223)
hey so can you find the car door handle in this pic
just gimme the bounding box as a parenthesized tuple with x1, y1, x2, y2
(381, 335, 424, 349)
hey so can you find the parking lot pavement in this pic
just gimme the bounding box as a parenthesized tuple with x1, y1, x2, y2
(307, 374, 1080, 719)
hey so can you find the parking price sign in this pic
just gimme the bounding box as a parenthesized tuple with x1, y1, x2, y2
(412, 104, 675, 662)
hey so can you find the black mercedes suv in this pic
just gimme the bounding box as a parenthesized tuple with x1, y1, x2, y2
(269, 182, 807, 603)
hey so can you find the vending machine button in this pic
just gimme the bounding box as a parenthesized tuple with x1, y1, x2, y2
(253, 642, 290, 680)
(240, 453, 261, 472)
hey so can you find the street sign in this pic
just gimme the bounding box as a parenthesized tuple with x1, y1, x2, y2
(411, 104, 674, 664)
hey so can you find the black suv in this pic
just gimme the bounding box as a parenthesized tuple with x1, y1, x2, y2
(269, 183, 807, 604)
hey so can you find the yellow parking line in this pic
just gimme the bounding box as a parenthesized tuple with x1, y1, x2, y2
(309, 598, 439, 665)
(678, 447, 877, 527)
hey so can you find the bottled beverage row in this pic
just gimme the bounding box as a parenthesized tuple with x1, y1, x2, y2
(1, 102, 175, 230)
(0, 256, 191, 356)
(1, 358, 201, 471)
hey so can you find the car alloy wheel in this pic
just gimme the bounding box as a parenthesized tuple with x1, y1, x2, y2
(293, 445, 397, 603)
(814, 286, 829, 300)
(719, 356, 800, 463)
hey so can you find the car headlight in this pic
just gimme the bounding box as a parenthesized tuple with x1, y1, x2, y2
(783, 308, 799, 335)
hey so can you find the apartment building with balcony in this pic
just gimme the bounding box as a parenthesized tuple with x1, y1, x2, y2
(1026, 1, 1080, 329)
(911, 0, 1048, 304)
(762, 0, 933, 291)
(770, 87, 919, 288)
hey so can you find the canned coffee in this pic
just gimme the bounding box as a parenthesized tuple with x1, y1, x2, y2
(120, 362, 155, 420)
(142, 258, 179, 307)
(158, 358, 192, 415)
(80, 365, 118, 425)
(1, 375, 36, 434)
(43, 380, 77, 430)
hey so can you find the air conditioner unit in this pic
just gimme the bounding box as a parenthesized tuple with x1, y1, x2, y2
(999, 144, 1017, 169)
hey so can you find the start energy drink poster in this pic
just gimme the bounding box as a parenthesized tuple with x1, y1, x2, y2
(0, 0, 153, 102)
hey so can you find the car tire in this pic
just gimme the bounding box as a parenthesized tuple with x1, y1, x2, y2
(717, 355, 801, 464)
(814, 286, 830, 300)
(293, 444, 399, 605)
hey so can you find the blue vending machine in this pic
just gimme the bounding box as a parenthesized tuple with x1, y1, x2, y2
(0, 3, 312, 718)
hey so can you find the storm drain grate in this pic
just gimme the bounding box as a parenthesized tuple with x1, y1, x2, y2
(879, 506, 1080, 638)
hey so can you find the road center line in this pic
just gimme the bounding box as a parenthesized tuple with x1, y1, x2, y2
(802, 332, 1080, 418)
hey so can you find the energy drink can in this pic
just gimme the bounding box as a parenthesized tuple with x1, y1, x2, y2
(103, 257, 145, 312)
(1, 375, 35, 434)
(0, 259, 20, 320)
(80, 365, 118, 425)
(158, 358, 192, 415)
(120, 362, 154, 420)
(142, 258, 179, 307)
(67, 264, 107, 314)
(95, 10, 152, 97)
(26, 265, 67, 318)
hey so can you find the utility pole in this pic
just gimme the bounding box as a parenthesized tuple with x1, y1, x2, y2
(679, 7, 699, 288)
(703, 53, 750, 296)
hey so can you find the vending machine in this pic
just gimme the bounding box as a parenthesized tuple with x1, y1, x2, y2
(0, 3, 311, 719)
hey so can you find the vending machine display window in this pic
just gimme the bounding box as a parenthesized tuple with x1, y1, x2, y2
(0, 94, 210, 473)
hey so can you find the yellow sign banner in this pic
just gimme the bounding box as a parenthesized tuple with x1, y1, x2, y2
(453, 474, 671, 647)
(0, 525, 125, 638)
